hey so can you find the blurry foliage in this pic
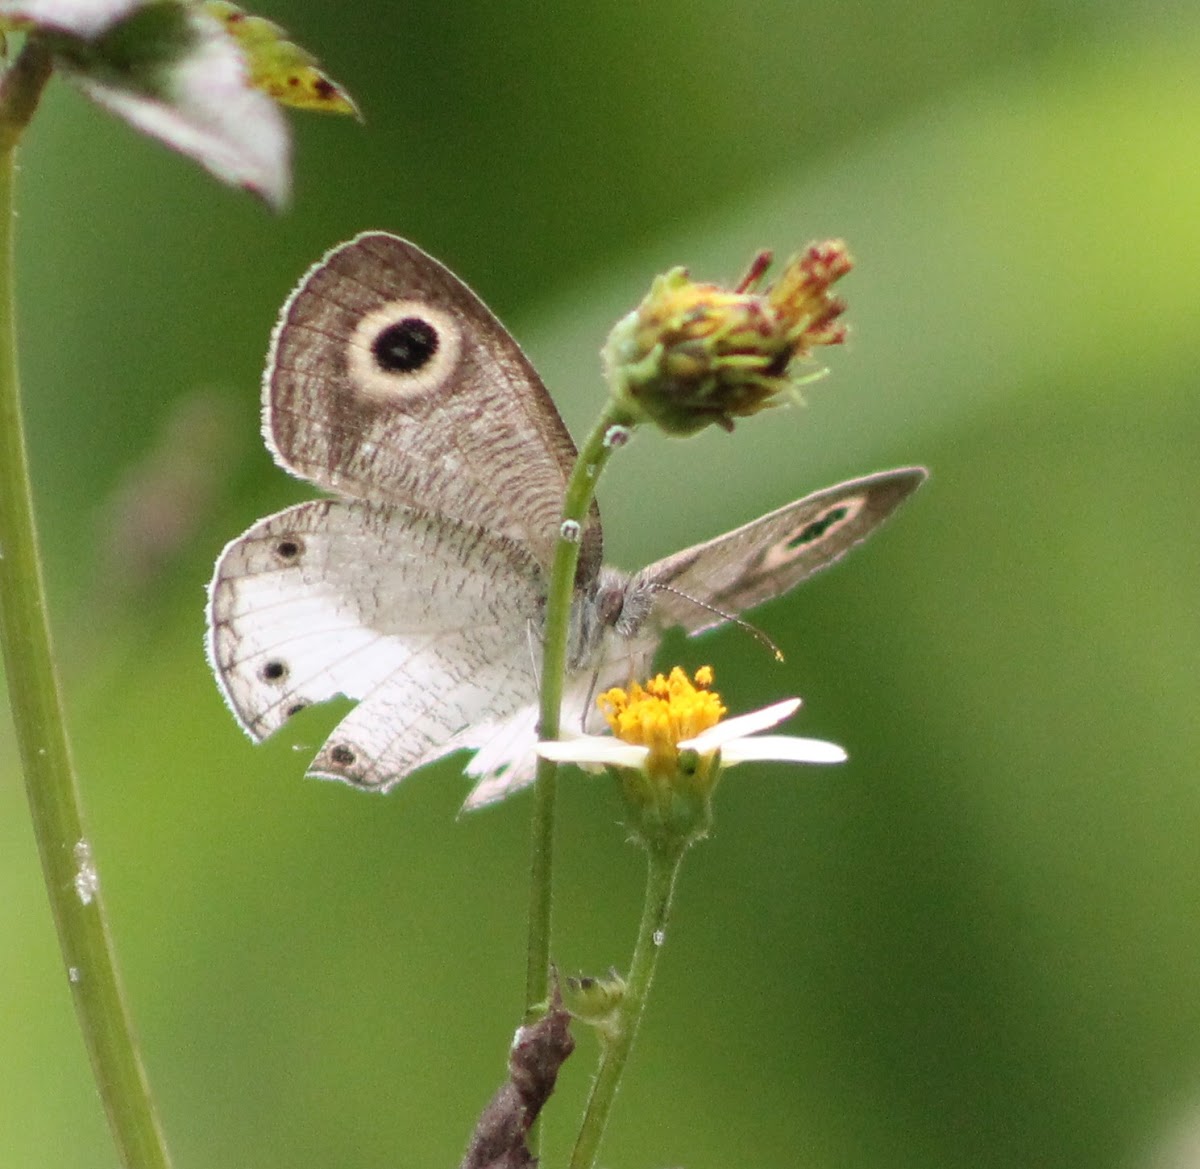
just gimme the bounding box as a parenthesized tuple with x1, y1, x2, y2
(2, 1, 1200, 1168)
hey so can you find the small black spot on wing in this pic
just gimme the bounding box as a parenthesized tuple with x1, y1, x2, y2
(787, 505, 850, 550)
(261, 660, 288, 683)
(275, 537, 303, 562)
(323, 742, 387, 790)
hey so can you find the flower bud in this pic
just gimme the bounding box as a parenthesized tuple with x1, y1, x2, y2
(602, 243, 852, 436)
(561, 970, 627, 1040)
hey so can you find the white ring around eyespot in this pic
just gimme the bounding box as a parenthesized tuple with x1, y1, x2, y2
(346, 299, 463, 403)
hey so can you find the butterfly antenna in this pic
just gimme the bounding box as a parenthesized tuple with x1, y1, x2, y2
(526, 618, 597, 731)
(581, 667, 602, 732)
(525, 619, 542, 688)
(650, 584, 785, 662)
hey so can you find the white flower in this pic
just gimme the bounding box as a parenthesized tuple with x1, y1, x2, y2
(537, 668, 846, 774)
(538, 667, 845, 850)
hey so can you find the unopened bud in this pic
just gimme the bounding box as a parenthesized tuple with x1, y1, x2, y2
(602, 243, 852, 436)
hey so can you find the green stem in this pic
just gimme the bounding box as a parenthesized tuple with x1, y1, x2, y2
(525, 401, 635, 1024)
(569, 841, 687, 1169)
(0, 41, 174, 1169)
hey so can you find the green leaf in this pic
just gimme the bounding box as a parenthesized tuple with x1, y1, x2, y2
(202, 1, 360, 117)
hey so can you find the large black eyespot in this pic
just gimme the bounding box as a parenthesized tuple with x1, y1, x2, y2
(372, 317, 439, 373)
(788, 506, 849, 550)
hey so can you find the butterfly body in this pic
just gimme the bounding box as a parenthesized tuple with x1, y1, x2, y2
(206, 233, 925, 808)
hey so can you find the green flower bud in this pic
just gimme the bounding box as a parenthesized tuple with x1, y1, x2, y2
(602, 243, 852, 437)
(561, 970, 628, 1041)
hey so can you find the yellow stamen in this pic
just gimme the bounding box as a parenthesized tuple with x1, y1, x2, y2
(598, 667, 726, 774)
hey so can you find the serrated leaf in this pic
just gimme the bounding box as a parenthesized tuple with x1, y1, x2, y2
(201, 1, 359, 116)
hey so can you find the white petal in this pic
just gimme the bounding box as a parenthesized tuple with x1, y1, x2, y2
(681, 698, 801, 753)
(0, 0, 143, 37)
(460, 767, 525, 811)
(720, 735, 847, 766)
(67, 8, 291, 209)
(537, 737, 650, 769)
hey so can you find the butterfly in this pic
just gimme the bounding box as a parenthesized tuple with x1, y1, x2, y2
(205, 233, 925, 809)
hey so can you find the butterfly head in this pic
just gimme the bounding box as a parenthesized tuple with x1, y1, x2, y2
(568, 568, 655, 670)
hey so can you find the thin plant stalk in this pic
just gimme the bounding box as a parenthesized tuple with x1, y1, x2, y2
(569, 840, 686, 1169)
(525, 401, 635, 1022)
(0, 40, 173, 1169)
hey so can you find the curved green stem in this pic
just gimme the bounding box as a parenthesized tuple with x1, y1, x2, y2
(0, 41, 173, 1169)
(525, 401, 636, 1025)
(569, 841, 687, 1169)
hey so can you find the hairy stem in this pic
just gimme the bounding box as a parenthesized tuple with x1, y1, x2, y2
(569, 841, 686, 1169)
(0, 40, 174, 1169)
(525, 402, 635, 1026)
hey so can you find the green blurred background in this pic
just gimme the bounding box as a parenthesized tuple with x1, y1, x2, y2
(3, 1, 1200, 1166)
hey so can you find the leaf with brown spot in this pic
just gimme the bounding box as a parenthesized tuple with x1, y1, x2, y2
(202, 0, 359, 117)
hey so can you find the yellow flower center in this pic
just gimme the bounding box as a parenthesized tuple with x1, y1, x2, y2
(598, 666, 726, 774)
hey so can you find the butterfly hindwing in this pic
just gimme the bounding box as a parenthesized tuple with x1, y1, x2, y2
(206, 498, 544, 789)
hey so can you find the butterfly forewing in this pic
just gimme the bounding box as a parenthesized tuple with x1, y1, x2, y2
(637, 468, 926, 635)
(264, 232, 602, 581)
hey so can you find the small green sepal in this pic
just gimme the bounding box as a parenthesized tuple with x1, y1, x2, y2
(616, 749, 719, 855)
